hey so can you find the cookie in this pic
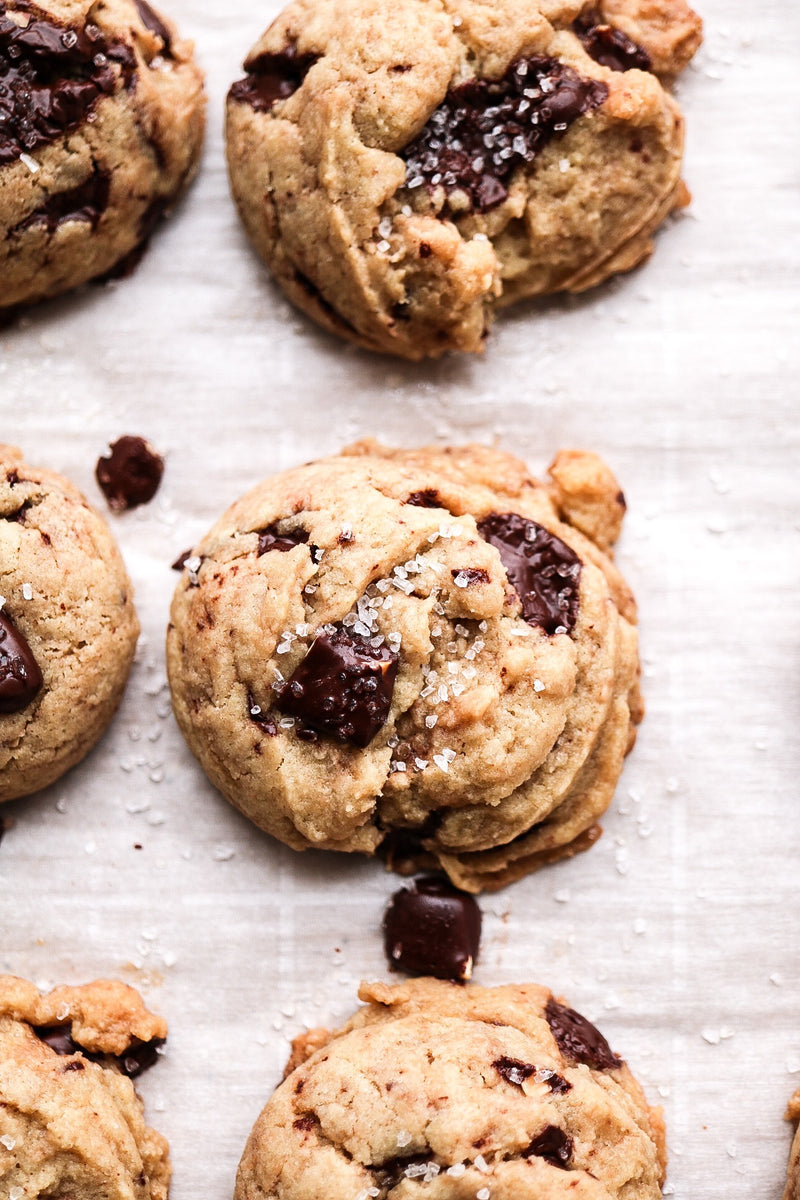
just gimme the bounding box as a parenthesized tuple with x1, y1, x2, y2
(235, 977, 666, 1200)
(166, 441, 641, 892)
(0, 445, 140, 802)
(0, 0, 205, 316)
(786, 1088, 800, 1200)
(225, 0, 701, 360)
(0, 975, 169, 1199)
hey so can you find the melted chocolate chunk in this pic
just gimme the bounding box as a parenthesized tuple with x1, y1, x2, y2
(96, 436, 164, 511)
(276, 627, 398, 748)
(524, 1125, 573, 1169)
(0, 4, 135, 166)
(383, 875, 481, 982)
(477, 513, 581, 635)
(257, 524, 309, 555)
(574, 12, 652, 73)
(10, 168, 110, 236)
(134, 0, 172, 56)
(35, 1024, 164, 1077)
(402, 56, 607, 213)
(247, 690, 278, 736)
(405, 489, 441, 508)
(228, 44, 318, 113)
(493, 1057, 571, 1094)
(545, 997, 621, 1071)
(0, 609, 43, 714)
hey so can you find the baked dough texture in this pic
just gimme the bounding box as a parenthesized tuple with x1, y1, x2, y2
(0, 0, 205, 314)
(0, 976, 169, 1200)
(235, 977, 667, 1200)
(167, 441, 641, 892)
(0, 444, 140, 802)
(786, 1088, 800, 1200)
(226, 0, 701, 359)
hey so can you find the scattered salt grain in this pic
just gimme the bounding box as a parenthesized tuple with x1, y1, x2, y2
(0, 1135, 16, 1151)
(22, 582, 33, 600)
(447, 1164, 466, 1178)
(396, 1130, 412, 1148)
(432, 754, 449, 773)
(477, 1190, 491, 1200)
(474, 1155, 490, 1175)
(425, 715, 438, 729)
(533, 678, 545, 692)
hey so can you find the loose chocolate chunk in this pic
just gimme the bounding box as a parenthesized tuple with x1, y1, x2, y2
(257, 524, 309, 555)
(35, 1024, 165, 1077)
(276, 627, 398, 748)
(451, 567, 490, 587)
(10, 169, 110, 237)
(134, 0, 172, 56)
(0, 5, 135, 166)
(228, 44, 318, 113)
(524, 1125, 573, 1169)
(477, 513, 581, 635)
(545, 997, 622, 1071)
(574, 12, 652, 73)
(383, 875, 481, 982)
(401, 56, 608, 213)
(247, 690, 278, 736)
(405, 489, 441, 508)
(0, 609, 43, 714)
(96, 435, 164, 511)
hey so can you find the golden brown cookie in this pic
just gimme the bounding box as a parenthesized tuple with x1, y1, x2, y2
(0, 975, 169, 1200)
(235, 977, 667, 1200)
(1, 445, 140, 802)
(166, 441, 641, 892)
(0, 0, 205, 316)
(226, 0, 701, 359)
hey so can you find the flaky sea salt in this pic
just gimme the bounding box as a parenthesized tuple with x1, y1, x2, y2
(19, 152, 40, 173)
(447, 1163, 466, 1178)
(22, 582, 33, 600)
(396, 1130, 412, 1148)
(0, 1134, 16, 1151)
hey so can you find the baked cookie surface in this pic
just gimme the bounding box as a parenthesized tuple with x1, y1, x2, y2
(0, 0, 205, 315)
(226, 0, 701, 360)
(786, 1088, 800, 1200)
(0, 975, 169, 1200)
(0, 444, 140, 802)
(167, 441, 641, 892)
(235, 977, 666, 1200)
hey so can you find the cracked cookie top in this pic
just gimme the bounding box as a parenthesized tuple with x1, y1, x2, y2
(235, 977, 666, 1200)
(0, 444, 140, 803)
(167, 441, 641, 892)
(0, 0, 205, 314)
(0, 975, 169, 1200)
(226, 0, 701, 359)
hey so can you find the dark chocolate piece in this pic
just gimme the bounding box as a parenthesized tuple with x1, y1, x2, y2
(36, 1024, 79, 1056)
(545, 997, 622, 1071)
(383, 875, 481, 982)
(405, 489, 441, 508)
(493, 1056, 571, 1094)
(0, 609, 43, 714)
(574, 12, 652, 73)
(402, 56, 607, 213)
(10, 168, 110, 236)
(172, 548, 193, 571)
(247, 690, 278, 736)
(477, 513, 581, 635)
(451, 567, 490, 586)
(276, 627, 398, 748)
(257, 524, 309, 555)
(35, 1024, 165, 1077)
(0, 5, 135, 166)
(95, 435, 164, 511)
(228, 44, 318, 113)
(134, 0, 172, 56)
(524, 1125, 573, 1168)
(118, 1037, 164, 1078)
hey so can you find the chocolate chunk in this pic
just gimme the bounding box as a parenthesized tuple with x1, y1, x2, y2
(118, 1037, 164, 1078)
(134, 0, 172, 55)
(0, 6, 135, 166)
(383, 875, 481, 982)
(524, 1125, 573, 1169)
(451, 567, 490, 587)
(405, 489, 441, 508)
(0, 609, 43, 714)
(95, 436, 164, 511)
(276, 627, 398, 748)
(36, 1024, 79, 1056)
(477, 513, 581, 635)
(402, 57, 607, 213)
(247, 690, 278, 736)
(493, 1057, 571, 1094)
(172, 548, 193, 571)
(545, 997, 622, 1071)
(10, 169, 110, 237)
(228, 44, 318, 113)
(293, 1115, 317, 1132)
(257, 524, 309, 555)
(574, 12, 652, 73)
(35, 1024, 164, 1077)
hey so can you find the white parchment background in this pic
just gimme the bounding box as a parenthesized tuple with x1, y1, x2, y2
(1, 0, 798, 1196)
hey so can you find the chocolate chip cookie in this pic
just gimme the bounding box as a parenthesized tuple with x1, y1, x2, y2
(235, 977, 667, 1200)
(0, 0, 205, 316)
(166, 441, 641, 892)
(226, 0, 701, 360)
(0, 445, 140, 802)
(0, 975, 169, 1200)
(786, 1088, 800, 1200)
